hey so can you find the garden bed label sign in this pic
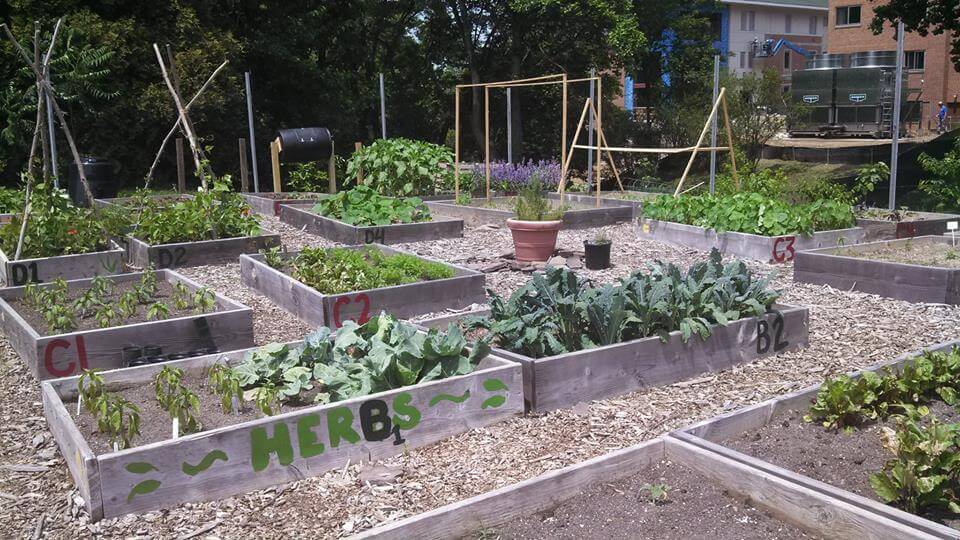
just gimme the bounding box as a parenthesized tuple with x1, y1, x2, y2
(949, 221, 957, 246)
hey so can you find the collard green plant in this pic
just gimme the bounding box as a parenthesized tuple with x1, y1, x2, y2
(231, 313, 488, 412)
(313, 185, 431, 226)
(346, 138, 454, 196)
(642, 192, 855, 236)
(290, 246, 453, 294)
(469, 249, 778, 359)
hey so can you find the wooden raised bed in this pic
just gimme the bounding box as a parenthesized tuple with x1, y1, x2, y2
(670, 338, 960, 539)
(857, 209, 960, 241)
(240, 192, 327, 217)
(42, 343, 523, 520)
(240, 244, 486, 329)
(638, 218, 866, 263)
(547, 190, 659, 211)
(0, 241, 126, 287)
(278, 203, 464, 245)
(0, 270, 254, 380)
(794, 236, 960, 304)
(421, 304, 808, 412)
(93, 194, 194, 209)
(425, 196, 633, 229)
(124, 232, 281, 270)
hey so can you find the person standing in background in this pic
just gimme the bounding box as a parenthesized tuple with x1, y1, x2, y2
(938, 101, 948, 133)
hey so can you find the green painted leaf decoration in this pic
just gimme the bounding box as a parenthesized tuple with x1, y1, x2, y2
(428, 390, 470, 407)
(481, 395, 506, 409)
(483, 378, 508, 392)
(126, 479, 161, 503)
(124, 462, 158, 475)
(181, 450, 229, 476)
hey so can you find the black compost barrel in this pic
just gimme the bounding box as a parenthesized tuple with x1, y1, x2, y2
(276, 127, 333, 163)
(68, 156, 118, 207)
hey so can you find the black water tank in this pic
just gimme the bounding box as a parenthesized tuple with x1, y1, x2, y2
(276, 127, 333, 163)
(68, 157, 118, 207)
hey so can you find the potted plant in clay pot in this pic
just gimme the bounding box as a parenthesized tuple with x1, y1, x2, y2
(584, 228, 612, 269)
(506, 178, 564, 262)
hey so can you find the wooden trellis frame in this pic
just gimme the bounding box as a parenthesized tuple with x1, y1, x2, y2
(558, 86, 740, 204)
(453, 73, 611, 202)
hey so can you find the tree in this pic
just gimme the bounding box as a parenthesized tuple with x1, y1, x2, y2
(918, 137, 960, 211)
(871, 0, 960, 71)
(724, 69, 804, 164)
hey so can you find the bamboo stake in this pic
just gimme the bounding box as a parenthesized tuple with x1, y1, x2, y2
(572, 144, 733, 153)
(561, 73, 567, 179)
(144, 60, 229, 185)
(34, 24, 51, 184)
(674, 87, 726, 197)
(588, 102, 624, 192)
(457, 73, 563, 89)
(558, 99, 592, 197)
(721, 91, 739, 189)
(454, 86, 460, 200)
(596, 76, 602, 208)
(165, 45, 207, 164)
(271, 139, 282, 192)
(484, 85, 490, 200)
(239, 138, 249, 192)
(152, 44, 207, 185)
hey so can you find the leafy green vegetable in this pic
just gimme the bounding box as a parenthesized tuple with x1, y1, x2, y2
(231, 313, 488, 412)
(642, 192, 855, 236)
(278, 246, 454, 294)
(313, 185, 431, 226)
(468, 249, 778, 359)
(346, 138, 454, 196)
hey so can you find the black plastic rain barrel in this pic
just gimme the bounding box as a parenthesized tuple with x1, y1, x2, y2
(68, 157, 118, 206)
(276, 127, 333, 163)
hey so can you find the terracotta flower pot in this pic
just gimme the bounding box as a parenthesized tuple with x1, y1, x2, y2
(506, 218, 562, 262)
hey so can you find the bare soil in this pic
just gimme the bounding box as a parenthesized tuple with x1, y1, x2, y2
(845, 240, 960, 268)
(10, 279, 222, 335)
(724, 400, 960, 529)
(856, 208, 928, 222)
(490, 459, 811, 539)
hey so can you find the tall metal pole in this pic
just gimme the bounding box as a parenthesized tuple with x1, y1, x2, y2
(506, 88, 512, 163)
(45, 82, 59, 188)
(379, 73, 387, 139)
(244, 72, 260, 192)
(889, 21, 905, 210)
(709, 55, 720, 194)
(587, 69, 595, 186)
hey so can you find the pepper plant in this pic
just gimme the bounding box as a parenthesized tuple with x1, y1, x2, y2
(154, 366, 201, 434)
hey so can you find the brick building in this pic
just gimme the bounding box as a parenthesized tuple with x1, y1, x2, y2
(825, 0, 960, 131)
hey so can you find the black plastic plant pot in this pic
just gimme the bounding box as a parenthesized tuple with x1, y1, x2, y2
(121, 346, 142, 365)
(583, 240, 612, 270)
(142, 345, 162, 358)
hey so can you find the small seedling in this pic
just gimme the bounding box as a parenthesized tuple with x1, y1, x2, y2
(192, 287, 215, 314)
(207, 362, 243, 414)
(146, 301, 170, 320)
(260, 246, 286, 270)
(44, 304, 77, 334)
(89, 275, 112, 297)
(154, 366, 201, 434)
(93, 394, 141, 450)
(50, 278, 69, 298)
(94, 302, 121, 328)
(118, 290, 139, 318)
(72, 289, 100, 318)
(139, 266, 159, 297)
(253, 385, 281, 416)
(641, 482, 671, 504)
(172, 281, 190, 310)
(78, 369, 106, 414)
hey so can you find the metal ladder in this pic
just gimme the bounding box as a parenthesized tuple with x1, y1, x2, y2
(879, 73, 894, 136)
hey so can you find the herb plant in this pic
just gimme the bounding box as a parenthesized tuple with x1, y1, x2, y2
(468, 249, 778, 359)
(472, 160, 561, 193)
(641, 483, 671, 504)
(642, 192, 855, 236)
(313, 185, 431, 226)
(514, 179, 564, 221)
(289, 246, 454, 294)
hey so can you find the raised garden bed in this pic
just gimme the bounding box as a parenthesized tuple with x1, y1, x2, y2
(638, 218, 866, 263)
(794, 236, 960, 304)
(240, 244, 485, 328)
(547, 190, 660, 211)
(425, 196, 633, 229)
(279, 203, 463, 245)
(93, 194, 194, 209)
(124, 232, 281, 270)
(671, 338, 960, 539)
(856, 208, 960, 241)
(0, 240, 126, 287)
(41, 333, 523, 520)
(240, 192, 328, 217)
(0, 270, 254, 380)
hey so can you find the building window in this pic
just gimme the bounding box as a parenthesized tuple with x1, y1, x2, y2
(740, 11, 746, 31)
(905, 50, 925, 70)
(836, 5, 862, 26)
(748, 51, 754, 68)
(784, 51, 791, 69)
(749, 10, 756, 31)
(785, 14, 792, 33)
(739, 51, 745, 69)
(809, 15, 818, 34)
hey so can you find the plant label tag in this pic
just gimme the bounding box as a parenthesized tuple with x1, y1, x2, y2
(76, 393, 82, 416)
(642, 223, 650, 234)
(948, 221, 958, 231)
(172, 417, 179, 440)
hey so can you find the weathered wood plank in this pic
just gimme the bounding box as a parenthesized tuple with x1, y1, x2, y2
(42, 382, 103, 520)
(794, 236, 960, 304)
(0, 270, 255, 379)
(240, 193, 327, 217)
(0, 242, 125, 287)
(125, 232, 281, 270)
(240, 245, 486, 329)
(426, 197, 633, 230)
(353, 438, 665, 539)
(664, 437, 945, 540)
(43, 343, 522, 520)
(500, 304, 808, 411)
(857, 211, 960, 241)
(279, 203, 464, 245)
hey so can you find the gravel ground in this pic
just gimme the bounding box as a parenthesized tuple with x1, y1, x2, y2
(2, 216, 960, 539)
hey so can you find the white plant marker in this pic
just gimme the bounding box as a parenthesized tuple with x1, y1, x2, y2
(112, 442, 119, 452)
(948, 221, 958, 247)
(76, 393, 82, 416)
(231, 395, 240, 416)
(172, 417, 179, 440)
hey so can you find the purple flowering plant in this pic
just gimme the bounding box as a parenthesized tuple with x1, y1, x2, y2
(471, 160, 561, 192)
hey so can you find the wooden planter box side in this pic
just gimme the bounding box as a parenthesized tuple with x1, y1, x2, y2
(426, 197, 632, 230)
(240, 245, 486, 329)
(41, 383, 103, 519)
(794, 236, 960, 304)
(495, 304, 808, 411)
(279, 204, 464, 245)
(43, 347, 523, 519)
(240, 193, 327, 217)
(126, 232, 281, 269)
(0, 270, 254, 379)
(858, 211, 960, 241)
(0, 242, 126, 287)
(669, 337, 960, 539)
